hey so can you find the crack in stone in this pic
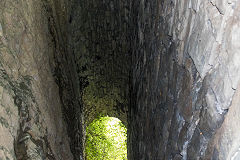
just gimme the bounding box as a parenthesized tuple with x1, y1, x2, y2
(210, 1, 224, 15)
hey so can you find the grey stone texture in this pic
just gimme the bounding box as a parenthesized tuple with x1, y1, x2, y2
(129, 0, 240, 159)
(1, 0, 240, 160)
(0, 0, 74, 159)
(0, 0, 129, 159)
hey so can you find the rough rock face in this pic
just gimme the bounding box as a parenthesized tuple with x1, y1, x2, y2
(1, 0, 240, 160)
(0, 0, 74, 159)
(0, 0, 130, 159)
(129, 0, 240, 159)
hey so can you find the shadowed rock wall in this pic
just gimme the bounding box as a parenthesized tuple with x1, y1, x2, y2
(68, 0, 130, 126)
(0, 0, 75, 159)
(0, 0, 130, 159)
(129, 0, 240, 159)
(1, 0, 240, 160)
(67, 0, 131, 159)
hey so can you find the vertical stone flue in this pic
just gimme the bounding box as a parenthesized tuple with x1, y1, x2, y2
(1, 0, 240, 159)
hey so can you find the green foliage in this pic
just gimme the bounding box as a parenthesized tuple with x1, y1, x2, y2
(86, 117, 127, 160)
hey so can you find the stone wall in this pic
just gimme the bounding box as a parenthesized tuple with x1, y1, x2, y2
(0, 0, 74, 159)
(68, 0, 130, 126)
(1, 0, 240, 159)
(129, 0, 240, 159)
(0, 0, 131, 159)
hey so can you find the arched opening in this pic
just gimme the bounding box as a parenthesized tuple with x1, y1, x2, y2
(66, 1, 130, 159)
(85, 116, 127, 160)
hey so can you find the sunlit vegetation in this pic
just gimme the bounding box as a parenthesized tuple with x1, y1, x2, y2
(85, 117, 127, 160)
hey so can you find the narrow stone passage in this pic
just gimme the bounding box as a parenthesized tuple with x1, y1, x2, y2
(1, 0, 240, 160)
